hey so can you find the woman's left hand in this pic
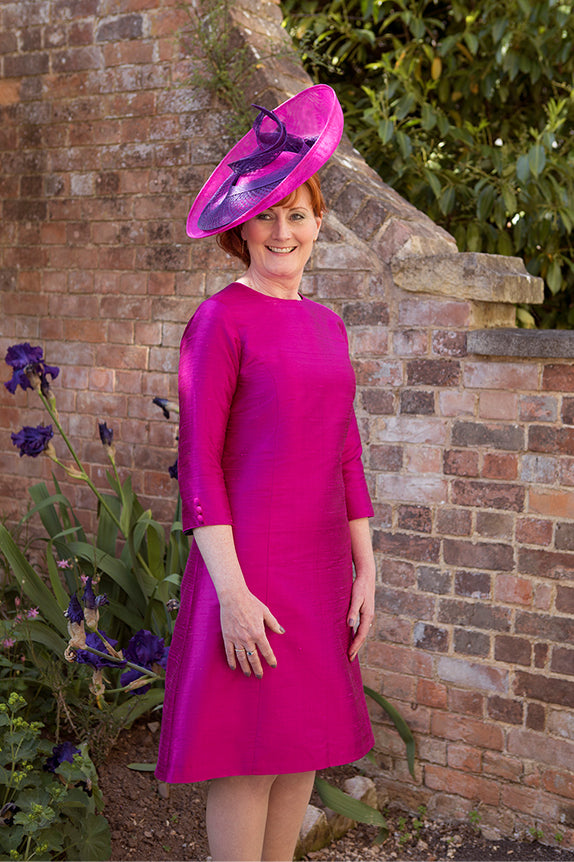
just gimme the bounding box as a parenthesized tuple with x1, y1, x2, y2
(347, 571, 375, 662)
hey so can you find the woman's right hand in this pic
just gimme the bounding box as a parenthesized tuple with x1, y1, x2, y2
(220, 590, 285, 678)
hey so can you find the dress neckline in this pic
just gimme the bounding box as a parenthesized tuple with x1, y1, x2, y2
(232, 281, 306, 303)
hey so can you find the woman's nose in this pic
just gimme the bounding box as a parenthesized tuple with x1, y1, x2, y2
(271, 214, 291, 239)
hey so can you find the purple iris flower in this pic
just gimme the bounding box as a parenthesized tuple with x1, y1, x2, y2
(44, 741, 80, 773)
(120, 629, 169, 695)
(11, 424, 54, 457)
(65, 593, 84, 625)
(4, 342, 59, 394)
(82, 576, 108, 609)
(75, 631, 126, 669)
(98, 421, 113, 446)
(168, 458, 178, 480)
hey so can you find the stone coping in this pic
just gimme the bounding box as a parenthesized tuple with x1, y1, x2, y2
(468, 328, 574, 358)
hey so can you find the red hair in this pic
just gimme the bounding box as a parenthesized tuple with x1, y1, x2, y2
(216, 174, 326, 268)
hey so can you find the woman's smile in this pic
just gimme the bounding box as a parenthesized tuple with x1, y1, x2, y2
(240, 185, 322, 297)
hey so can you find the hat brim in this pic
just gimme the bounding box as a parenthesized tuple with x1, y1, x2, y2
(186, 85, 343, 238)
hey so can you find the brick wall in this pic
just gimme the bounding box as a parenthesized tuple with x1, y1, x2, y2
(0, 0, 572, 845)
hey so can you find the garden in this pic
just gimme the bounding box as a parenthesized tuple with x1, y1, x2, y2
(0, 342, 413, 861)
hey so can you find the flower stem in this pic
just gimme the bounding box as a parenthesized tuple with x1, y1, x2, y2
(37, 391, 158, 583)
(77, 645, 157, 677)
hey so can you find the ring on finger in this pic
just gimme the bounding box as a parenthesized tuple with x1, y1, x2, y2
(234, 647, 246, 653)
(246, 650, 255, 656)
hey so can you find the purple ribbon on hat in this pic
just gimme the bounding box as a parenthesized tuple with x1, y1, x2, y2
(197, 105, 317, 232)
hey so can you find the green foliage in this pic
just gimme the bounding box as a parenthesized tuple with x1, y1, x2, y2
(0, 691, 110, 861)
(180, 0, 268, 139)
(282, 0, 574, 327)
(0, 347, 188, 747)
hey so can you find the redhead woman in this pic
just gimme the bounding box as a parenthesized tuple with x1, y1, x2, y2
(156, 86, 376, 862)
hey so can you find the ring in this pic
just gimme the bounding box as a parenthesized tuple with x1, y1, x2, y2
(246, 650, 255, 656)
(234, 647, 246, 653)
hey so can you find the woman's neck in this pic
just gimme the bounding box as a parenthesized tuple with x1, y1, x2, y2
(238, 270, 302, 301)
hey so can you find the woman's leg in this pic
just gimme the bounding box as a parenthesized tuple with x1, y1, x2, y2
(262, 770, 316, 862)
(206, 770, 315, 862)
(206, 773, 275, 861)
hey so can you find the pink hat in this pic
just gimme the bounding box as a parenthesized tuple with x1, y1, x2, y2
(186, 84, 344, 238)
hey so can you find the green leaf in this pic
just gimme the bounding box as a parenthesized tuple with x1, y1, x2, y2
(22, 620, 66, 653)
(314, 777, 387, 829)
(68, 812, 111, 862)
(47, 545, 72, 610)
(67, 541, 146, 614)
(364, 686, 416, 778)
(377, 117, 394, 145)
(527, 143, 546, 178)
(24, 486, 69, 534)
(111, 686, 165, 726)
(547, 259, 563, 294)
(127, 761, 157, 771)
(0, 524, 68, 636)
(516, 153, 530, 183)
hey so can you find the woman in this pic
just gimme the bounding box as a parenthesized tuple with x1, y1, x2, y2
(156, 85, 376, 862)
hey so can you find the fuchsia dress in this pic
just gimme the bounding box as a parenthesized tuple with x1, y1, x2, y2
(156, 282, 374, 782)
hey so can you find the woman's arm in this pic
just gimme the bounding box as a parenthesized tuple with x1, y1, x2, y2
(193, 524, 284, 678)
(347, 517, 376, 662)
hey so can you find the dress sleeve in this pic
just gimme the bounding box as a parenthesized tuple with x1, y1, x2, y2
(342, 409, 374, 521)
(337, 317, 374, 521)
(178, 298, 241, 533)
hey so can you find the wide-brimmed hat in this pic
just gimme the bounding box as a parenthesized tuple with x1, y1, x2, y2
(186, 84, 344, 238)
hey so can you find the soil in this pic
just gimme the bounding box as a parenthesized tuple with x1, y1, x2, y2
(99, 721, 574, 862)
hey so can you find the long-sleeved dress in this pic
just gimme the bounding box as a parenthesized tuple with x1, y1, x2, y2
(155, 282, 374, 783)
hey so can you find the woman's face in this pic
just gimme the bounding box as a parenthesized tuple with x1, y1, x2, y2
(241, 185, 322, 282)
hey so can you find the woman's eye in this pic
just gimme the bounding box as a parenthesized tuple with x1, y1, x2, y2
(291, 212, 305, 220)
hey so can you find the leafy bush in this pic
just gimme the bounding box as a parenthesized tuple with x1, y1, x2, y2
(0, 691, 110, 861)
(282, 0, 574, 327)
(0, 344, 188, 744)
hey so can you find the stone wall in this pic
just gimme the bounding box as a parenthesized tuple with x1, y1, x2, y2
(0, 0, 573, 845)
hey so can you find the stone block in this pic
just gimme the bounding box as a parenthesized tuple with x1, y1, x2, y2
(294, 805, 331, 859)
(392, 252, 543, 304)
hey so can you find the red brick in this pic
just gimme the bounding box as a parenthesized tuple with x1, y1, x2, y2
(438, 389, 476, 417)
(514, 672, 574, 710)
(452, 478, 523, 511)
(518, 547, 574, 579)
(482, 751, 523, 781)
(508, 727, 574, 771)
(444, 449, 479, 477)
(542, 770, 574, 800)
(482, 452, 518, 480)
(476, 510, 513, 539)
(478, 390, 518, 421)
(365, 641, 433, 679)
(425, 764, 500, 806)
(407, 358, 460, 386)
(392, 326, 430, 357)
(543, 364, 574, 392)
(529, 487, 574, 519)
(494, 574, 533, 606)
(398, 298, 470, 327)
(516, 517, 553, 546)
(436, 507, 472, 536)
(494, 635, 531, 666)
(557, 586, 574, 614)
(448, 688, 485, 717)
(443, 539, 514, 572)
(464, 361, 539, 391)
(447, 743, 482, 772)
(431, 713, 504, 751)
(416, 678, 447, 709)
(373, 531, 440, 563)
